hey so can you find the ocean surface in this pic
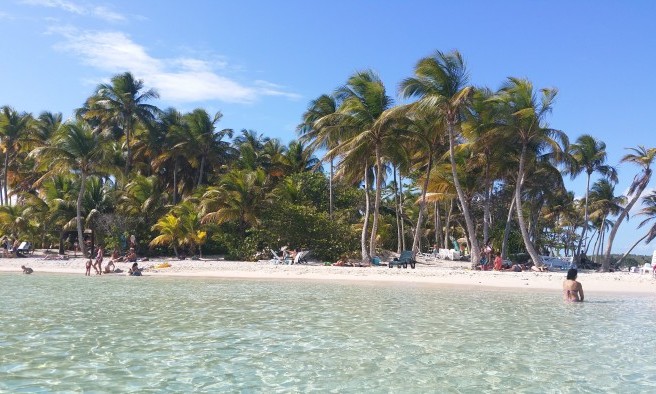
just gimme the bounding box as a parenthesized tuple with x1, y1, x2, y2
(1, 273, 656, 393)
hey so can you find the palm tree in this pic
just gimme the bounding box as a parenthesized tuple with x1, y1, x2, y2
(567, 134, 617, 260)
(280, 140, 320, 175)
(399, 50, 481, 264)
(0, 106, 33, 205)
(150, 213, 183, 258)
(182, 109, 233, 187)
(587, 179, 625, 261)
(81, 72, 159, 174)
(329, 70, 394, 260)
(615, 191, 656, 265)
(602, 146, 656, 270)
(492, 77, 567, 267)
(30, 122, 114, 256)
(299, 94, 341, 218)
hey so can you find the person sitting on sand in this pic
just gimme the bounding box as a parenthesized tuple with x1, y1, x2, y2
(21, 265, 33, 274)
(85, 258, 92, 276)
(493, 253, 503, 271)
(110, 248, 124, 263)
(128, 262, 142, 276)
(126, 247, 137, 263)
(103, 260, 116, 274)
(563, 268, 584, 302)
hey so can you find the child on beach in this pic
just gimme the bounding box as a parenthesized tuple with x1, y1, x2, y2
(85, 259, 92, 276)
(21, 265, 33, 274)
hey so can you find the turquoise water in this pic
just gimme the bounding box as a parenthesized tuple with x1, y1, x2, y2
(1, 274, 656, 393)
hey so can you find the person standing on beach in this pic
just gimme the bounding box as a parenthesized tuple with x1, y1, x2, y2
(563, 268, 584, 302)
(130, 234, 136, 248)
(1, 237, 8, 258)
(85, 258, 92, 276)
(93, 245, 104, 275)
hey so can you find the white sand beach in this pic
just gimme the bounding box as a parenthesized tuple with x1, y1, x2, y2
(2, 251, 656, 295)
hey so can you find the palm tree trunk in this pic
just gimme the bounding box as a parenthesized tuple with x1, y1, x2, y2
(575, 173, 592, 260)
(369, 145, 383, 257)
(173, 245, 179, 259)
(329, 157, 334, 220)
(501, 196, 516, 260)
(125, 118, 132, 174)
(77, 172, 87, 257)
(444, 199, 453, 249)
(483, 159, 491, 244)
(394, 166, 402, 253)
(197, 155, 206, 188)
(3, 149, 9, 205)
(399, 174, 406, 251)
(603, 183, 648, 271)
(173, 157, 179, 205)
(515, 145, 542, 266)
(412, 157, 433, 257)
(447, 121, 480, 264)
(615, 233, 649, 266)
(361, 164, 370, 263)
(435, 201, 442, 249)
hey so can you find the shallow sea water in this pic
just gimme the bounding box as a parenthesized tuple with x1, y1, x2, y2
(1, 273, 656, 393)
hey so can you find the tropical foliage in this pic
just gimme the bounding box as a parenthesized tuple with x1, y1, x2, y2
(1, 53, 654, 268)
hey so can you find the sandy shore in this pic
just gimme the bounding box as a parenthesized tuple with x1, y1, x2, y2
(1, 252, 655, 295)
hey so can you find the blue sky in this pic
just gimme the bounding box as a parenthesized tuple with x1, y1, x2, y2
(1, 0, 655, 255)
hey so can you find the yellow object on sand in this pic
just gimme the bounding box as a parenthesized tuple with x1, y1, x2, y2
(155, 262, 171, 269)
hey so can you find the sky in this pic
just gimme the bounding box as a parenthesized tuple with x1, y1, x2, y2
(1, 0, 655, 255)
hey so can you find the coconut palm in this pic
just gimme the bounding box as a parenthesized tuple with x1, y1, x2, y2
(602, 146, 656, 270)
(298, 93, 341, 218)
(492, 77, 567, 267)
(280, 140, 320, 175)
(150, 213, 184, 258)
(328, 70, 394, 260)
(30, 122, 114, 256)
(81, 72, 160, 174)
(399, 50, 481, 264)
(587, 179, 625, 261)
(0, 106, 33, 205)
(567, 134, 617, 260)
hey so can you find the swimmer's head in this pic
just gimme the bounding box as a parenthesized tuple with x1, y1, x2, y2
(566, 268, 578, 280)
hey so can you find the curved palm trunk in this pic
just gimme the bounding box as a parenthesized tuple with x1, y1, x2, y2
(393, 166, 402, 253)
(603, 182, 648, 270)
(501, 196, 516, 260)
(124, 117, 133, 175)
(173, 157, 179, 205)
(615, 233, 648, 266)
(173, 244, 179, 259)
(77, 172, 87, 257)
(447, 122, 480, 266)
(412, 157, 433, 257)
(361, 164, 370, 263)
(515, 145, 542, 266)
(369, 146, 383, 257)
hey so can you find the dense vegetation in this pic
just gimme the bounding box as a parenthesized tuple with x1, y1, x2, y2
(1, 50, 655, 269)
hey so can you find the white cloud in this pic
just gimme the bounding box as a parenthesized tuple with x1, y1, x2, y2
(49, 27, 299, 104)
(20, 0, 125, 22)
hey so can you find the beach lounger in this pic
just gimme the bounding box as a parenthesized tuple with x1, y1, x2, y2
(639, 263, 652, 275)
(270, 248, 291, 265)
(388, 250, 416, 269)
(17, 242, 33, 255)
(294, 250, 310, 265)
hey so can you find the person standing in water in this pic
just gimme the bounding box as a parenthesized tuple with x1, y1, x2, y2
(563, 268, 584, 302)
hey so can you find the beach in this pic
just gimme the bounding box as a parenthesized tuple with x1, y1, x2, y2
(2, 252, 655, 295)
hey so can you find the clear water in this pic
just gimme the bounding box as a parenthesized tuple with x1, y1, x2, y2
(1, 273, 656, 393)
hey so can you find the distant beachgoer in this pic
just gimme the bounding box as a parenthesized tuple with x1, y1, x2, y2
(126, 248, 137, 263)
(93, 245, 104, 275)
(110, 248, 124, 263)
(104, 261, 115, 274)
(563, 268, 584, 302)
(21, 265, 33, 274)
(1, 237, 8, 258)
(85, 258, 92, 276)
(130, 234, 136, 248)
(129, 262, 142, 276)
(493, 253, 503, 271)
(484, 241, 493, 264)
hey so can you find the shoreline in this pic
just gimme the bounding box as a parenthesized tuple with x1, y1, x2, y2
(2, 253, 655, 296)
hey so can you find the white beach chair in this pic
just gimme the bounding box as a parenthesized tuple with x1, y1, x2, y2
(270, 248, 291, 265)
(639, 263, 652, 275)
(438, 248, 449, 260)
(449, 249, 461, 261)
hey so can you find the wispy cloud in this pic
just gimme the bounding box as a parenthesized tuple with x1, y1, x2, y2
(20, 0, 125, 22)
(49, 27, 299, 104)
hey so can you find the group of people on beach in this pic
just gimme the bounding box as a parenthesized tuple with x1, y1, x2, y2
(84, 244, 143, 276)
(1, 237, 29, 258)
